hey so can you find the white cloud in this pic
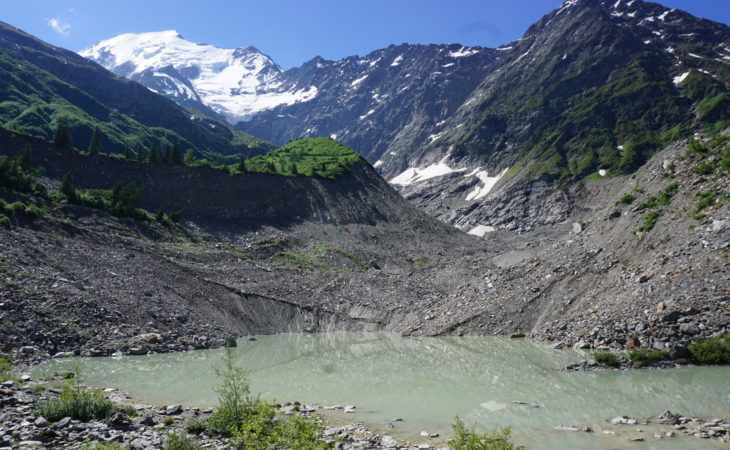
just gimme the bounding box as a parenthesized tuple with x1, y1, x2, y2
(47, 18, 71, 37)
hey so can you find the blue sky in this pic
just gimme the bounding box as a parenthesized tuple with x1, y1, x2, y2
(3, 0, 729, 69)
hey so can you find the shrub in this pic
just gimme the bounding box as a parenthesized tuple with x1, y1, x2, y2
(36, 386, 115, 422)
(208, 347, 252, 436)
(0, 355, 12, 382)
(721, 145, 730, 171)
(79, 443, 125, 450)
(231, 400, 330, 450)
(163, 416, 175, 426)
(594, 351, 620, 367)
(694, 162, 716, 175)
(639, 210, 662, 232)
(0, 214, 10, 229)
(628, 349, 668, 367)
(617, 193, 635, 205)
(164, 433, 200, 450)
(688, 336, 730, 364)
(450, 417, 519, 450)
(24, 203, 45, 217)
(185, 417, 208, 435)
(209, 347, 331, 448)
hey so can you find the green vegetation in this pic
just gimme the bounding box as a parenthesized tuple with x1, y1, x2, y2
(692, 190, 720, 220)
(0, 44, 270, 159)
(185, 417, 209, 435)
(271, 251, 314, 269)
(628, 349, 669, 367)
(164, 433, 200, 450)
(208, 347, 253, 436)
(594, 351, 620, 368)
(87, 126, 102, 154)
(688, 335, 730, 365)
(638, 210, 663, 232)
(79, 443, 125, 450)
(0, 354, 12, 382)
(407, 256, 429, 268)
(53, 117, 72, 148)
(694, 161, 715, 175)
(450, 417, 519, 450)
(204, 347, 331, 449)
(240, 138, 362, 179)
(35, 385, 116, 422)
(637, 183, 679, 210)
(315, 245, 368, 271)
(616, 193, 635, 205)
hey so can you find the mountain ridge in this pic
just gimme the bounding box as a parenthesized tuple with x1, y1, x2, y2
(0, 21, 272, 159)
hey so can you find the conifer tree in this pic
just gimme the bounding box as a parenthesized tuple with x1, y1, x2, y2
(147, 143, 161, 164)
(87, 126, 102, 155)
(171, 142, 183, 165)
(155, 205, 165, 222)
(17, 146, 32, 172)
(238, 157, 248, 174)
(60, 172, 77, 202)
(163, 145, 173, 164)
(53, 117, 72, 148)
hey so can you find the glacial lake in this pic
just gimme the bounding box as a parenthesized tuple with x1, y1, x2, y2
(35, 333, 730, 449)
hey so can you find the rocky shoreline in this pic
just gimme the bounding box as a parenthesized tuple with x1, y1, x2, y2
(3, 374, 730, 449)
(0, 377, 423, 449)
(553, 411, 730, 444)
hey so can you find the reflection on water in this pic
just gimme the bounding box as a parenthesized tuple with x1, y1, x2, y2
(36, 333, 730, 449)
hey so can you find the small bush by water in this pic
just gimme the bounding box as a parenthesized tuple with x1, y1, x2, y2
(628, 349, 668, 367)
(689, 335, 730, 364)
(450, 417, 520, 450)
(36, 386, 115, 422)
(209, 347, 331, 448)
(185, 417, 208, 435)
(594, 351, 620, 367)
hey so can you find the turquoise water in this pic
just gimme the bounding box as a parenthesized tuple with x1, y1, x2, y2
(36, 333, 730, 449)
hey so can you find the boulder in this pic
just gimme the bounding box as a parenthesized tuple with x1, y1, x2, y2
(136, 333, 163, 344)
(165, 404, 182, 415)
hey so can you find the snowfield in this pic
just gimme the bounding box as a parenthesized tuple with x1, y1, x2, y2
(80, 31, 318, 123)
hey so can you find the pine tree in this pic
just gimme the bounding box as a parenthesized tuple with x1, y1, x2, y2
(238, 157, 248, 174)
(87, 127, 102, 155)
(155, 205, 165, 222)
(163, 145, 174, 164)
(17, 145, 32, 172)
(60, 172, 77, 202)
(147, 143, 161, 164)
(171, 142, 183, 165)
(53, 117, 71, 148)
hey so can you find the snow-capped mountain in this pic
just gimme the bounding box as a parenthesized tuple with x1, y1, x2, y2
(80, 31, 318, 123)
(79, 0, 730, 234)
